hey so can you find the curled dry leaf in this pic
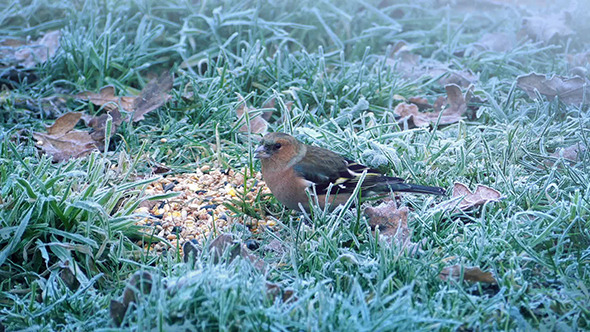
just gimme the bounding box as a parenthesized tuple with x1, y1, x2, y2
(132, 73, 174, 122)
(365, 201, 423, 253)
(365, 202, 410, 244)
(33, 109, 124, 161)
(87, 109, 123, 141)
(110, 271, 153, 327)
(386, 42, 476, 88)
(0, 30, 61, 68)
(432, 68, 477, 88)
(75, 73, 173, 122)
(517, 73, 590, 105)
(439, 265, 497, 284)
(437, 182, 501, 212)
(46, 112, 83, 135)
(522, 12, 573, 44)
(33, 112, 97, 162)
(545, 143, 586, 167)
(266, 282, 296, 303)
(234, 94, 270, 138)
(75, 86, 134, 112)
(208, 233, 266, 272)
(182, 240, 201, 263)
(396, 84, 474, 127)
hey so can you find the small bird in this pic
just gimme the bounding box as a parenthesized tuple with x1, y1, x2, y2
(254, 132, 446, 211)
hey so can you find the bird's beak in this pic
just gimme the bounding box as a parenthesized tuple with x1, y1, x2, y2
(254, 145, 270, 159)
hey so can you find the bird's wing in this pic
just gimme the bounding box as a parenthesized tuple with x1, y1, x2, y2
(292, 146, 397, 194)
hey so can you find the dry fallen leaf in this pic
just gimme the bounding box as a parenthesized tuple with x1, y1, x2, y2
(33, 112, 98, 162)
(437, 182, 501, 212)
(0, 31, 61, 68)
(517, 73, 590, 105)
(522, 12, 573, 44)
(439, 265, 497, 284)
(395, 84, 474, 127)
(234, 94, 270, 138)
(46, 112, 83, 135)
(110, 271, 153, 327)
(365, 202, 410, 244)
(545, 143, 587, 166)
(266, 282, 296, 303)
(365, 201, 424, 254)
(208, 233, 266, 272)
(386, 43, 476, 88)
(132, 73, 174, 122)
(407, 96, 433, 111)
(87, 109, 123, 141)
(75, 73, 173, 122)
(75, 86, 135, 112)
(431, 68, 477, 88)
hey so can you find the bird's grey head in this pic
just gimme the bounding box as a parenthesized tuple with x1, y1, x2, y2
(254, 132, 299, 159)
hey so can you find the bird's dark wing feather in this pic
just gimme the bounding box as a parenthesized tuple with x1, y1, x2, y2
(292, 146, 348, 191)
(293, 145, 395, 194)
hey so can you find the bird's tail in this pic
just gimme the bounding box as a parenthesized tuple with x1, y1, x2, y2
(382, 178, 446, 196)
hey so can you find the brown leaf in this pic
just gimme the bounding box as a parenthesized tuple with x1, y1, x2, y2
(432, 68, 477, 88)
(546, 143, 587, 166)
(122, 271, 153, 307)
(75, 86, 135, 112)
(1, 30, 61, 68)
(386, 45, 422, 79)
(59, 266, 80, 291)
(386, 43, 476, 88)
(522, 12, 573, 44)
(208, 234, 266, 272)
(437, 182, 501, 212)
(266, 282, 296, 303)
(395, 84, 472, 127)
(234, 94, 270, 138)
(439, 265, 497, 284)
(365, 202, 410, 244)
(75, 73, 172, 122)
(46, 112, 82, 135)
(517, 72, 590, 105)
(33, 112, 99, 162)
(365, 201, 426, 255)
(33, 131, 96, 162)
(132, 73, 173, 122)
(111, 271, 153, 327)
(182, 240, 202, 263)
(109, 300, 127, 327)
(87, 109, 122, 141)
(407, 96, 432, 111)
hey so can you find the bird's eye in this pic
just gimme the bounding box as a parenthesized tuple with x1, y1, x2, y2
(274, 143, 282, 149)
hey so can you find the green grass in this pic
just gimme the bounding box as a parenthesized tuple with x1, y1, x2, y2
(1, 0, 589, 330)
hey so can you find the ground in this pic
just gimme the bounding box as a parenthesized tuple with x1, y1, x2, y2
(0, 0, 589, 330)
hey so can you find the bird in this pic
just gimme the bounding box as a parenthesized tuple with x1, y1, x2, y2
(254, 132, 446, 211)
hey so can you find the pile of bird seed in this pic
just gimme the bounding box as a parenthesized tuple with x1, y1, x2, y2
(134, 165, 276, 252)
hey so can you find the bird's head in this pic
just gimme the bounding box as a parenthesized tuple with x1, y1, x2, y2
(254, 133, 302, 164)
